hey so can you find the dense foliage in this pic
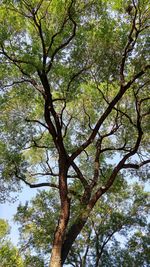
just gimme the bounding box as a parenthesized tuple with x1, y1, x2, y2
(0, 0, 150, 266)
(0, 219, 24, 267)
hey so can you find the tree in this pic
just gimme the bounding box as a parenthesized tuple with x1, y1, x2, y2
(0, 0, 150, 266)
(14, 182, 150, 266)
(0, 219, 24, 267)
(0, 219, 44, 267)
(0, 219, 10, 240)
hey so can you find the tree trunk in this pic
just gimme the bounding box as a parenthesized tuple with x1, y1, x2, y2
(49, 218, 66, 267)
(49, 159, 70, 267)
(61, 208, 91, 264)
(49, 200, 70, 267)
(61, 188, 105, 264)
(49, 245, 62, 267)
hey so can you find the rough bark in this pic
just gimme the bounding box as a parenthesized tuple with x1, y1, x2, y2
(49, 159, 70, 267)
(61, 202, 98, 264)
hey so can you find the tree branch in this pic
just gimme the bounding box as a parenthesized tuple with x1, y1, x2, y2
(70, 161, 89, 189)
(15, 172, 59, 189)
(25, 118, 49, 130)
(70, 64, 150, 162)
(90, 139, 102, 188)
(120, 4, 138, 84)
(46, 0, 77, 73)
(123, 159, 150, 169)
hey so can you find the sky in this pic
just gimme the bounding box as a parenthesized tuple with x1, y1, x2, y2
(0, 185, 39, 245)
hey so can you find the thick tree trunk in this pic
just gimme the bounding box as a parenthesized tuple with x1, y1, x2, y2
(49, 206, 70, 267)
(49, 159, 70, 267)
(61, 208, 91, 264)
(61, 188, 104, 264)
(49, 217, 66, 267)
(49, 246, 62, 267)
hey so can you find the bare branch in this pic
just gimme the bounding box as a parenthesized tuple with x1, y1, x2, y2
(70, 160, 89, 189)
(21, 179, 59, 189)
(62, 114, 73, 138)
(30, 171, 58, 177)
(60, 99, 67, 130)
(100, 143, 128, 154)
(83, 101, 93, 131)
(23, 144, 50, 150)
(25, 118, 49, 130)
(15, 169, 59, 189)
(123, 159, 150, 169)
(90, 139, 102, 188)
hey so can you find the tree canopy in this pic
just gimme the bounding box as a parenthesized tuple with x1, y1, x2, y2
(0, 0, 150, 266)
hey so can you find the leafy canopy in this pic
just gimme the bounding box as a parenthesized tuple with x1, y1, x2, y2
(0, 0, 150, 266)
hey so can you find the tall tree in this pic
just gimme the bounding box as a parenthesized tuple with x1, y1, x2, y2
(0, 0, 150, 266)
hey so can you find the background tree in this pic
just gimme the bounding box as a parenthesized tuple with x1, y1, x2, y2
(0, 0, 150, 266)
(0, 219, 45, 267)
(0, 219, 24, 267)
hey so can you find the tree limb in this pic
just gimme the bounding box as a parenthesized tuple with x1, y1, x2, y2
(123, 159, 150, 169)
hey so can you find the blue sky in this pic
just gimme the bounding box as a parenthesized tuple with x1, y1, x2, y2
(0, 185, 39, 245)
